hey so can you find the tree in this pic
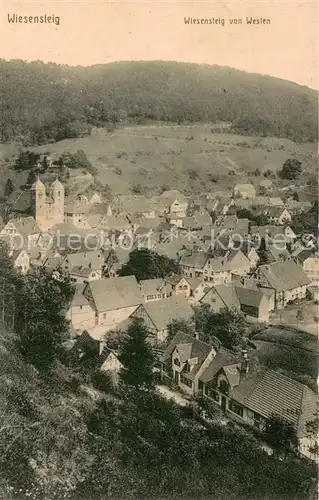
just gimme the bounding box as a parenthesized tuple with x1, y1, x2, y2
(292, 191, 299, 202)
(14, 268, 72, 371)
(118, 318, 155, 389)
(291, 200, 318, 235)
(4, 179, 14, 197)
(194, 305, 246, 350)
(264, 414, 299, 453)
(280, 159, 302, 180)
(166, 319, 194, 343)
(296, 309, 304, 328)
(119, 249, 180, 281)
(26, 169, 37, 186)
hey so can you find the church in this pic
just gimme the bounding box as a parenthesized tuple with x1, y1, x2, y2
(31, 176, 65, 231)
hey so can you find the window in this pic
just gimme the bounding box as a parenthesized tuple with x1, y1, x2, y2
(157, 294, 161, 298)
(180, 374, 193, 388)
(173, 357, 180, 367)
(228, 400, 244, 418)
(208, 388, 220, 403)
(79, 305, 83, 310)
(103, 313, 106, 319)
(184, 362, 190, 373)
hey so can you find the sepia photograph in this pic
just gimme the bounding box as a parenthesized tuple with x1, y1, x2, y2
(0, 0, 318, 499)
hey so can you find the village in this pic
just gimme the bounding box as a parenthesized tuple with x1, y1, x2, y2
(0, 152, 318, 464)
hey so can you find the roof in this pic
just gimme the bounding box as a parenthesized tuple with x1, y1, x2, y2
(5, 190, 31, 212)
(199, 348, 241, 383)
(6, 216, 41, 236)
(31, 177, 45, 190)
(235, 286, 266, 308)
(180, 252, 209, 269)
(87, 276, 142, 312)
(51, 178, 64, 189)
(202, 284, 240, 310)
(258, 260, 310, 292)
(71, 283, 90, 307)
(139, 278, 170, 297)
(62, 250, 104, 271)
(140, 295, 193, 332)
(161, 331, 212, 376)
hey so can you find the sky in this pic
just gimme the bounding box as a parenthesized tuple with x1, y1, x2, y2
(1, 0, 318, 90)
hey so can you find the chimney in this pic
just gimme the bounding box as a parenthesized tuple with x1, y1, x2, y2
(194, 331, 200, 340)
(240, 349, 249, 373)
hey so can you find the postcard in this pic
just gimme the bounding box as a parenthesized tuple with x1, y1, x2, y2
(0, 1, 318, 499)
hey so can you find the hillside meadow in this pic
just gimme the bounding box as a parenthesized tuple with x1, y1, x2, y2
(1, 124, 317, 197)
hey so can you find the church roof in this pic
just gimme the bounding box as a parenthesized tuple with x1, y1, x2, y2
(51, 178, 64, 189)
(31, 177, 45, 190)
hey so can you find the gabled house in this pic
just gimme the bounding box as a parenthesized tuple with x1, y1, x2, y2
(200, 283, 270, 323)
(0, 216, 41, 250)
(66, 283, 96, 331)
(160, 332, 216, 395)
(132, 296, 194, 344)
(200, 358, 318, 461)
(266, 207, 292, 226)
(164, 274, 209, 302)
(79, 276, 143, 335)
(61, 250, 105, 280)
(11, 248, 30, 275)
(255, 260, 310, 308)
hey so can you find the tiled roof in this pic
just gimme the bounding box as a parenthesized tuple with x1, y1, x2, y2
(258, 260, 310, 292)
(180, 252, 209, 269)
(230, 367, 317, 437)
(88, 276, 142, 312)
(199, 348, 241, 383)
(139, 278, 170, 297)
(140, 296, 193, 332)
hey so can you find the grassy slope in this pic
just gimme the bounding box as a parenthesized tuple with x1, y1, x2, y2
(1, 124, 317, 197)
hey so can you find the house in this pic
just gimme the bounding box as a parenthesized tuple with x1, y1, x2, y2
(266, 207, 292, 225)
(200, 358, 318, 461)
(200, 283, 270, 323)
(61, 250, 105, 280)
(165, 274, 209, 302)
(66, 283, 96, 331)
(64, 201, 93, 229)
(180, 252, 210, 279)
(160, 332, 216, 395)
(132, 296, 194, 343)
(11, 248, 30, 274)
(0, 216, 41, 251)
(295, 250, 319, 284)
(82, 276, 143, 333)
(153, 190, 188, 218)
(111, 195, 155, 218)
(139, 278, 172, 302)
(233, 184, 256, 199)
(103, 247, 131, 277)
(99, 345, 123, 383)
(255, 260, 310, 308)
(69, 266, 102, 283)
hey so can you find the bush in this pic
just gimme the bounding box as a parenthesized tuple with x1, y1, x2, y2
(91, 369, 113, 393)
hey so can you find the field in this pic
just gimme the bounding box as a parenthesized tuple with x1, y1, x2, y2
(252, 325, 318, 380)
(1, 124, 318, 198)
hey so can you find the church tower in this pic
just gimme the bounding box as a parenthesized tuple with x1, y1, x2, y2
(50, 178, 65, 225)
(31, 176, 46, 228)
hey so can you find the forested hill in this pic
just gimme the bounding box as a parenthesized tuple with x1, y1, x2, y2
(0, 59, 318, 145)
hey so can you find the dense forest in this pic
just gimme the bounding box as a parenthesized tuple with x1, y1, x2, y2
(0, 59, 318, 146)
